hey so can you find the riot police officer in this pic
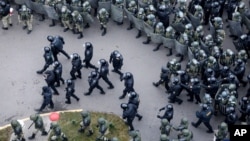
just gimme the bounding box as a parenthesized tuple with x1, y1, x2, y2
(152, 22, 165, 51)
(47, 35, 71, 61)
(156, 4, 170, 28)
(61, 6, 73, 32)
(44, 70, 59, 95)
(159, 118, 171, 136)
(126, 0, 138, 30)
(98, 59, 114, 89)
(142, 13, 157, 44)
(173, 117, 189, 132)
(119, 72, 135, 99)
(181, 78, 201, 104)
(37, 46, 54, 74)
(164, 26, 177, 56)
(71, 10, 84, 39)
(109, 50, 123, 76)
(215, 122, 228, 141)
(210, 1, 221, 20)
(49, 122, 68, 141)
(157, 104, 174, 122)
(129, 130, 141, 140)
(70, 53, 82, 80)
(65, 79, 79, 104)
(232, 59, 247, 87)
(35, 86, 54, 112)
(227, 0, 239, 21)
(53, 61, 64, 87)
(0, 1, 12, 30)
(84, 71, 105, 95)
(121, 103, 137, 131)
(203, 0, 212, 25)
(177, 129, 193, 141)
(18, 4, 33, 34)
(168, 78, 183, 104)
(128, 91, 143, 121)
(78, 111, 94, 136)
(97, 8, 109, 36)
(192, 104, 214, 133)
(28, 114, 48, 139)
(224, 106, 238, 125)
(238, 96, 250, 122)
(96, 117, 109, 140)
(11, 120, 26, 141)
(82, 42, 98, 70)
(202, 76, 220, 99)
(153, 66, 170, 92)
(135, 8, 146, 39)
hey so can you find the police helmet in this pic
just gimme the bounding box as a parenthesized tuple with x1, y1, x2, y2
(223, 66, 229, 71)
(240, 34, 247, 40)
(236, 59, 243, 65)
(160, 134, 169, 141)
(83, 1, 90, 7)
(178, 0, 186, 5)
(166, 26, 174, 32)
(50, 122, 58, 129)
(211, 2, 219, 8)
(206, 68, 213, 75)
(66, 79, 73, 85)
(130, 91, 137, 99)
(99, 59, 106, 65)
(98, 117, 106, 125)
(167, 104, 173, 110)
(202, 104, 208, 110)
(84, 42, 92, 48)
(173, 78, 179, 84)
(71, 10, 79, 17)
(177, 11, 184, 18)
(208, 76, 216, 83)
(182, 129, 190, 136)
(239, 1, 245, 9)
(47, 35, 54, 42)
(1, 1, 6, 7)
(185, 23, 193, 31)
(99, 8, 107, 14)
(53, 61, 60, 67)
(159, 4, 166, 11)
(233, 11, 241, 18)
(149, 5, 156, 12)
(81, 111, 89, 118)
(138, 8, 144, 14)
(111, 137, 119, 141)
(61, 6, 67, 13)
(195, 5, 202, 11)
(196, 25, 203, 32)
(242, 96, 248, 103)
(72, 53, 79, 60)
(161, 118, 169, 126)
(147, 14, 155, 21)
(30, 114, 39, 121)
(120, 103, 128, 109)
(191, 41, 199, 47)
(11, 120, 19, 127)
(44, 46, 50, 52)
(90, 71, 97, 77)
(181, 117, 188, 124)
(129, 1, 136, 7)
(229, 74, 235, 80)
(156, 22, 164, 29)
(22, 4, 27, 11)
(125, 72, 132, 78)
(219, 122, 228, 130)
(161, 66, 168, 73)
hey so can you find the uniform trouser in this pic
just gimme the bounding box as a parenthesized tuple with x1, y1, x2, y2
(2, 14, 12, 28)
(84, 60, 97, 69)
(32, 127, 46, 135)
(52, 51, 59, 61)
(48, 83, 59, 94)
(75, 24, 83, 32)
(194, 119, 213, 132)
(227, 11, 233, 20)
(126, 117, 135, 131)
(55, 76, 64, 86)
(39, 100, 54, 111)
(13, 133, 25, 141)
(121, 87, 134, 98)
(100, 22, 107, 28)
(22, 20, 32, 30)
(66, 93, 79, 102)
(88, 84, 104, 94)
(204, 10, 210, 25)
(194, 94, 201, 103)
(70, 69, 81, 79)
(62, 20, 73, 29)
(51, 133, 67, 141)
(113, 67, 123, 75)
(40, 63, 50, 72)
(80, 121, 93, 132)
(100, 75, 113, 87)
(156, 79, 170, 90)
(246, 88, 250, 97)
(169, 94, 182, 103)
(58, 49, 70, 59)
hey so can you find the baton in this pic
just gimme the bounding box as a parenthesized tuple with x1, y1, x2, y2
(28, 122, 34, 129)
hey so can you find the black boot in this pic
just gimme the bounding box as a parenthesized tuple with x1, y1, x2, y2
(28, 133, 36, 139)
(143, 37, 151, 44)
(136, 30, 142, 38)
(153, 82, 159, 87)
(21, 138, 26, 141)
(78, 127, 84, 133)
(84, 23, 90, 29)
(78, 32, 83, 39)
(153, 43, 163, 51)
(166, 48, 172, 56)
(36, 70, 44, 74)
(127, 22, 133, 30)
(41, 131, 48, 136)
(39, 15, 45, 21)
(87, 129, 94, 136)
(49, 20, 56, 27)
(179, 55, 184, 62)
(63, 28, 69, 32)
(100, 25, 104, 30)
(102, 28, 107, 36)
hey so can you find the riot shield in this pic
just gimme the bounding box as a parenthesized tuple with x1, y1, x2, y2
(24, 0, 31, 9)
(175, 40, 187, 55)
(243, 15, 250, 31)
(70, 5, 83, 12)
(228, 20, 243, 38)
(150, 33, 163, 44)
(82, 12, 94, 24)
(162, 37, 175, 49)
(88, 0, 98, 9)
(143, 22, 154, 35)
(138, 0, 148, 8)
(171, 23, 185, 33)
(28, 1, 47, 15)
(199, 39, 210, 55)
(14, 0, 26, 5)
(233, 39, 244, 51)
(124, 8, 133, 21)
(187, 12, 200, 29)
(111, 4, 123, 23)
(188, 47, 194, 60)
(209, 21, 215, 38)
(132, 16, 143, 30)
(44, 5, 59, 20)
(98, 1, 111, 13)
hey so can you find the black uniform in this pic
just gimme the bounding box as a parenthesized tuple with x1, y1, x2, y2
(82, 42, 98, 70)
(65, 79, 79, 104)
(47, 35, 70, 61)
(239, 97, 249, 122)
(121, 103, 137, 131)
(84, 71, 105, 95)
(232, 59, 247, 87)
(224, 107, 238, 125)
(203, 0, 212, 25)
(157, 104, 174, 122)
(218, 0, 226, 16)
(128, 91, 143, 121)
(70, 53, 82, 80)
(36, 86, 54, 112)
(119, 72, 135, 99)
(153, 67, 170, 92)
(202, 77, 219, 99)
(188, 0, 202, 14)
(109, 50, 123, 76)
(156, 4, 170, 28)
(192, 104, 214, 133)
(53, 61, 64, 87)
(246, 74, 250, 97)
(181, 78, 202, 104)
(37, 46, 54, 74)
(227, 0, 238, 21)
(98, 59, 114, 89)
(168, 78, 183, 105)
(44, 70, 59, 95)
(210, 1, 221, 20)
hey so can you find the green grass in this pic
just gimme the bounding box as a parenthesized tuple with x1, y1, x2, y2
(0, 126, 12, 141)
(51, 111, 130, 141)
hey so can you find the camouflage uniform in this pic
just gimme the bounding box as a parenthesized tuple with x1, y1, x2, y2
(236, 50, 248, 63)
(193, 5, 204, 24)
(135, 8, 146, 38)
(11, 120, 26, 141)
(193, 25, 204, 41)
(164, 26, 176, 56)
(96, 117, 110, 140)
(167, 58, 181, 75)
(126, 0, 137, 30)
(50, 122, 68, 141)
(129, 130, 141, 141)
(28, 114, 48, 139)
(177, 129, 193, 141)
(186, 58, 200, 77)
(113, 0, 124, 25)
(81, 1, 92, 28)
(97, 8, 109, 36)
(78, 111, 94, 136)
(142, 13, 156, 44)
(61, 6, 73, 32)
(153, 22, 165, 51)
(215, 122, 228, 141)
(220, 49, 235, 67)
(0, 1, 12, 30)
(71, 10, 84, 39)
(176, 32, 189, 62)
(18, 5, 33, 34)
(160, 118, 171, 136)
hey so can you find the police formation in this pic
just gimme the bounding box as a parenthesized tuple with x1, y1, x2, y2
(4, 0, 250, 140)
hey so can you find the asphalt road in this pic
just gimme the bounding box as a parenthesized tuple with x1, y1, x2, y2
(0, 2, 250, 141)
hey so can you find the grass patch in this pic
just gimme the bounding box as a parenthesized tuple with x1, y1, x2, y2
(0, 126, 12, 141)
(51, 111, 130, 141)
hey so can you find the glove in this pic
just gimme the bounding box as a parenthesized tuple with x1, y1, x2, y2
(157, 115, 161, 118)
